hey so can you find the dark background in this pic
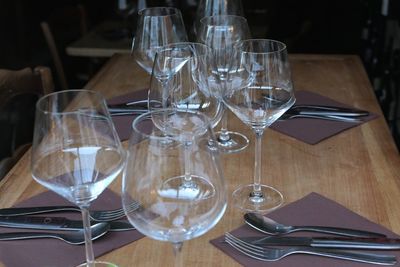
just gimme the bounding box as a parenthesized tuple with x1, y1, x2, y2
(0, 0, 399, 159)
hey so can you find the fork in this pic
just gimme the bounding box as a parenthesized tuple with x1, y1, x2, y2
(224, 233, 397, 265)
(0, 201, 140, 222)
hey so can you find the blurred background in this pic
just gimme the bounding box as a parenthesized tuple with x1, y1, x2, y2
(0, 0, 399, 150)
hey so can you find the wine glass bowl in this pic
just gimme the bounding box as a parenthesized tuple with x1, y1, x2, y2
(224, 39, 295, 213)
(133, 7, 188, 74)
(31, 90, 126, 267)
(192, 0, 245, 38)
(197, 15, 251, 153)
(122, 109, 226, 252)
(148, 42, 223, 129)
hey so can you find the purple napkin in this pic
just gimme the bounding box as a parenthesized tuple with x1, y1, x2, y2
(211, 192, 400, 267)
(271, 91, 379, 144)
(0, 189, 144, 267)
(107, 89, 149, 141)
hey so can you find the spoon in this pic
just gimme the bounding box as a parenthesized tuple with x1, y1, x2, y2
(244, 213, 386, 238)
(0, 222, 110, 245)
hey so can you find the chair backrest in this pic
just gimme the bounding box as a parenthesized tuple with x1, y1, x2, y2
(40, 4, 88, 92)
(40, 21, 69, 91)
(0, 66, 54, 180)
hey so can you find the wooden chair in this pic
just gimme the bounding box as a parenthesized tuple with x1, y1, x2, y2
(0, 66, 54, 180)
(40, 4, 88, 91)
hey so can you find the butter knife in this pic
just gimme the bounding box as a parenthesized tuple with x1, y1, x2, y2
(240, 236, 400, 250)
(0, 216, 134, 232)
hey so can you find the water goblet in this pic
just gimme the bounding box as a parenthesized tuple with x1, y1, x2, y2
(148, 42, 223, 129)
(191, 0, 244, 38)
(198, 15, 251, 153)
(224, 39, 296, 213)
(122, 109, 227, 257)
(132, 7, 188, 75)
(31, 90, 126, 267)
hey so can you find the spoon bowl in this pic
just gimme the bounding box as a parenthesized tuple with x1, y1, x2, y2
(244, 213, 385, 238)
(0, 222, 110, 245)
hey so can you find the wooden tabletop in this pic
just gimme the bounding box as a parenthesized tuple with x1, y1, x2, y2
(66, 20, 132, 58)
(1, 53, 400, 266)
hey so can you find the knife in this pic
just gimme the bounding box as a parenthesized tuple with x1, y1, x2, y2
(0, 216, 134, 232)
(289, 105, 370, 117)
(240, 236, 400, 250)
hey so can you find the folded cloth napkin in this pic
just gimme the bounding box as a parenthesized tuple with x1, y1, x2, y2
(271, 91, 379, 144)
(210, 192, 400, 267)
(107, 89, 149, 141)
(0, 189, 144, 267)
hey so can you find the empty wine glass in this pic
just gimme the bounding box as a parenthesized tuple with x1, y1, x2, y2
(122, 109, 226, 257)
(148, 42, 223, 129)
(132, 7, 188, 75)
(31, 90, 126, 267)
(224, 39, 295, 213)
(191, 0, 244, 38)
(198, 15, 251, 153)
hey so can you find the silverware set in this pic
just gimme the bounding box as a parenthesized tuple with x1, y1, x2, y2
(223, 213, 398, 265)
(0, 202, 139, 245)
(107, 101, 370, 123)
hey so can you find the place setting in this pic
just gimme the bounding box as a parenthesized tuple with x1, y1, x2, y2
(0, 2, 398, 267)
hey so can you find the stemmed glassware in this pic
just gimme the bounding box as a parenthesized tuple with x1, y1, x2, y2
(198, 15, 251, 153)
(132, 7, 188, 75)
(31, 90, 126, 267)
(148, 42, 223, 128)
(122, 109, 226, 256)
(224, 39, 295, 213)
(191, 0, 244, 38)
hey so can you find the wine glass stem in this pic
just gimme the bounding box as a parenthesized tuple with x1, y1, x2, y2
(184, 142, 192, 183)
(172, 242, 183, 267)
(253, 130, 263, 195)
(81, 206, 95, 267)
(218, 106, 230, 142)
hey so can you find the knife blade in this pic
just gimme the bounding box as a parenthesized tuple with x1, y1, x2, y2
(0, 216, 134, 232)
(240, 236, 400, 250)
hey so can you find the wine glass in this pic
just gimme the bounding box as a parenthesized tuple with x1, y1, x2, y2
(223, 39, 295, 213)
(132, 7, 188, 75)
(191, 0, 244, 38)
(198, 15, 251, 153)
(31, 90, 126, 267)
(148, 42, 223, 129)
(122, 109, 227, 256)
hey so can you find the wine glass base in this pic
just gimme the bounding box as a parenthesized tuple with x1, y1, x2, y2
(215, 131, 249, 154)
(77, 261, 118, 267)
(232, 184, 283, 213)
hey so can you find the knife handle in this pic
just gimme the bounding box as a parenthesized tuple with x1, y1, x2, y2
(293, 226, 386, 238)
(0, 206, 80, 216)
(312, 237, 400, 250)
(300, 247, 397, 265)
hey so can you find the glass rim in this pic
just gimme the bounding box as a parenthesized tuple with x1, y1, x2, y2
(199, 14, 248, 24)
(138, 6, 182, 17)
(238, 39, 287, 55)
(36, 89, 105, 115)
(154, 42, 212, 59)
(131, 109, 211, 140)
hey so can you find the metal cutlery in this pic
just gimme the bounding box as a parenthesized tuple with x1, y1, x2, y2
(0, 222, 110, 245)
(224, 233, 397, 265)
(0, 201, 140, 222)
(279, 104, 369, 122)
(239, 236, 400, 250)
(244, 213, 386, 238)
(0, 216, 135, 232)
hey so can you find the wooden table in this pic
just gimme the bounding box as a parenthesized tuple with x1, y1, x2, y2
(66, 21, 132, 58)
(1, 54, 400, 266)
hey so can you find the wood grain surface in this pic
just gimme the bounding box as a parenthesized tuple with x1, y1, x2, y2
(0, 54, 399, 267)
